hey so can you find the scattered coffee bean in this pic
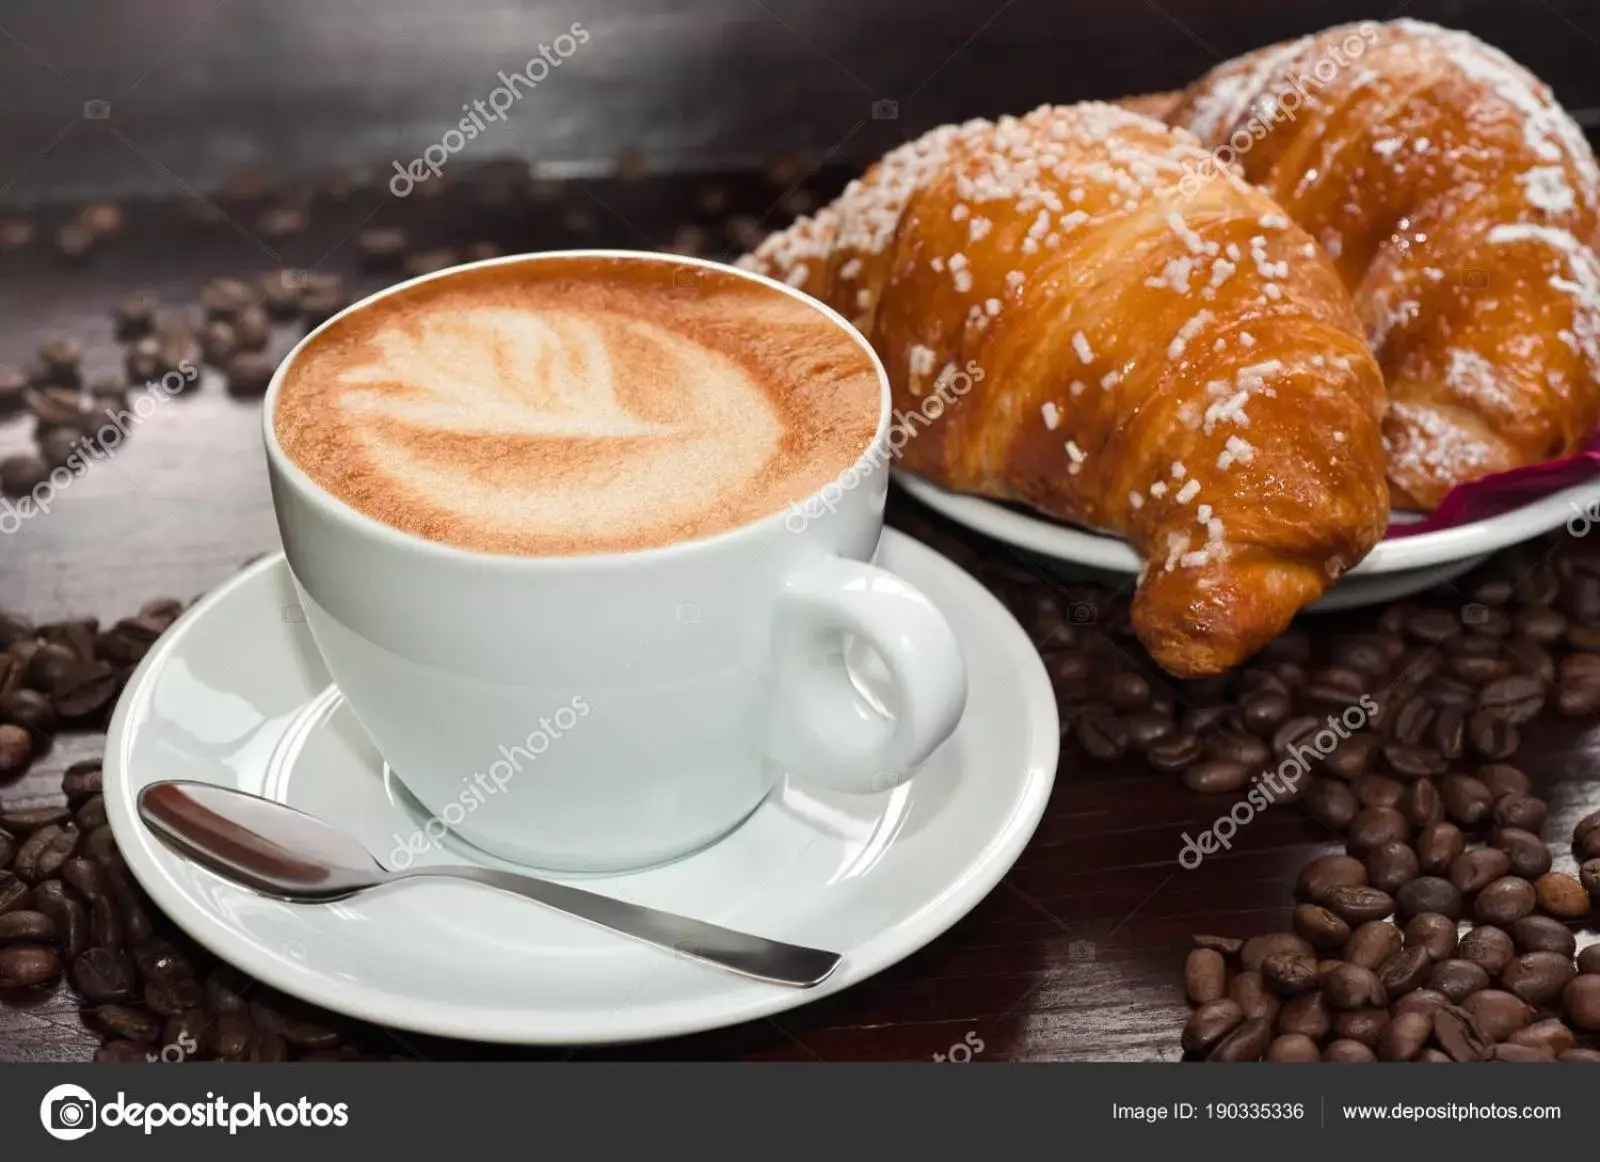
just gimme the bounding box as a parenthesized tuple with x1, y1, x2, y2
(1393, 988, 1450, 1017)
(1347, 807, 1409, 853)
(1332, 1007, 1389, 1048)
(1491, 827, 1553, 878)
(1190, 933, 1243, 957)
(1184, 998, 1241, 1062)
(1459, 925, 1517, 977)
(1208, 1016, 1272, 1062)
(1468, 711, 1519, 760)
(1501, 951, 1576, 1006)
(1185, 948, 1226, 1004)
(200, 277, 257, 320)
(1534, 872, 1589, 919)
(0, 943, 61, 987)
(1563, 974, 1600, 1030)
(71, 947, 134, 1002)
(1395, 876, 1460, 921)
(0, 910, 55, 946)
(1403, 912, 1457, 962)
(1415, 822, 1465, 875)
(1475, 876, 1537, 925)
(1239, 933, 1314, 972)
(1428, 958, 1490, 1003)
(1352, 774, 1405, 809)
(1266, 1033, 1321, 1062)
(1323, 885, 1395, 925)
(1492, 792, 1548, 832)
(1324, 962, 1385, 1009)
(87, 1004, 163, 1044)
(0, 724, 31, 774)
(1432, 1005, 1491, 1060)
(1227, 971, 1280, 1022)
(1292, 903, 1350, 952)
(225, 351, 277, 398)
(1378, 1009, 1432, 1060)
(1509, 1018, 1576, 1055)
(1323, 1038, 1376, 1062)
(1183, 759, 1248, 794)
(1441, 774, 1494, 826)
(1478, 764, 1531, 798)
(1262, 953, 1321, 997)
(1378, 944, 1432, 997)
(1343, 921, 1403, 971)
(1449, 847, 1512, 894)
(1478, 675, 1545, 725)
(1509, 915, 1576, 956)
(1581, 859, 1600, 902)
(1275, 993, 1331, 1040)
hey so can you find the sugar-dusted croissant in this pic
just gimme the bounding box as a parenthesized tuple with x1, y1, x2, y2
(1167, 19, 1600, 509)
(741, 103, 1388, 676)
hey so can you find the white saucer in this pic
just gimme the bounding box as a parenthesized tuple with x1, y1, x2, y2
(103, 530, 1058, 1045)
(897, 472, 1600, 610)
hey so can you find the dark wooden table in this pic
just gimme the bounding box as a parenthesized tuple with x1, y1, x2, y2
(1, 163, 1597, 1063)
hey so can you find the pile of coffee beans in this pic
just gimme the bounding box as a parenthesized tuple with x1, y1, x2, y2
(969, 536, 1600, 1061)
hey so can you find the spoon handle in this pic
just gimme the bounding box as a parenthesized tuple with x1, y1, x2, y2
(399, 864, 841, 988)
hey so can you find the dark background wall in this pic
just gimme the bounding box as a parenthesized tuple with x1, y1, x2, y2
(0, 0, 1596, 204)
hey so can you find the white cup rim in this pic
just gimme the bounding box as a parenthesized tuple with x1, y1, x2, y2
(261, 248, 893, 570)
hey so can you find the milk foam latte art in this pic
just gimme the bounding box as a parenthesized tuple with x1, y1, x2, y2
(273, 256, 883, 556)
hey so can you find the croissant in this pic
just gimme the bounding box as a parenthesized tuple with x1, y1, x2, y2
(1166, 19, 1600, 509)
(741, 103, 1388, 676)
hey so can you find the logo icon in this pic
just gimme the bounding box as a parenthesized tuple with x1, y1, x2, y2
(40, 1084, 97, 1141)
(83, 99, 111, 120)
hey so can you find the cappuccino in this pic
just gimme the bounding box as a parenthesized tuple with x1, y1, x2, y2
(273, 255, 883, 556)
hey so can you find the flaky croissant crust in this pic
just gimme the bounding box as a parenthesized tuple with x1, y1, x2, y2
(1169, 18, 1600, 509)
(744, 103, 1389, 675)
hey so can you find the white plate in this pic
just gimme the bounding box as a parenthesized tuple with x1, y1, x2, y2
(897, 472, 1600, 610)
(103, 530, 1058, 1045)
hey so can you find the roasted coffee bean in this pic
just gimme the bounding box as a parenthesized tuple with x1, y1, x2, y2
(204, 965, 250, 1015)
(1181, 999, 1243, 1055)
(1205, 730, 1270, 767)
(113, 290, 158, 340)
(72, 947, 134, 1002)
(1507, 637, 1557, 683)
(61, 761, 102, 803)
(1451, 653, 1510, 685)
(1533, 872, 1588, 919)
(259, 270, 305, 319)
(1402, 779, 1443, 828)
(1146, 730, 1202, 770)
(1333, 1007, 1389, 1048)
(1292, 904, 1350, 952)
(1476, 876, 1538, 925)
(1304, 778, 1357, 831)
(1227, 971, 1280, 1022)
(94, 1039, 149, 1063)
(1564, 975, 1600, 1031)
(1491, 828, 1552, 879)
(1378, 944, 1433, 997)
(1479, 764, 1531, 798)
(1240, 690, 1290, 736)
(225, 351, 277, 398)
(51, 896, 87, 963)
(1441, 774, 1494, 825)
(0, 910, 54, 946)
(1123, 709, 1174, 750)
(1449, 847, 1512, 894)
(145, 972, 203, 1017)
(1324, 885, 1395, 925)
(1461, 990, 1536, 1042)
(1457, 928, 1516, 979)
(212, 1011, 255, 1060)
(1577, 809, 1600, 860)
(1275, 993, 1331, 1040)
(88, 1003, 163, 1044)
(164, 1007, 215, 1059)
(1, 687, 57, 739)
(1190, 933, 1243, 957)
(1352, 774, 1405, 809)
(1323, 1038, 1376, 1062)
(1271, 715, 1321, 759)
(1556, 679, 1600, 716)
(1492, 793, 1548, 832)
(52, 660, 118, 719)
(200, 276, 257, 320)
(1415, 822, 1465, 875)
(1323, 963, 1384, 1010)
(1382, 744, 1447, 780)
(1396, 876, 1462, 922)
(1208, 1016, 1272, 1062)
(1433, 1005, 1491, 1061)
(0, 829, 13, 870)
(1108, 672, 1150, 711)
(1468, 711, 1519, 760)
(1393, 988, 1450, 1017)
(0, 724, 30, 774)
(0, 943, 60, 987)
(1239, 932, 1314, 972)
(1183, 760, 1249, 794)
(0, 806, 70, 833)
(1374, 1010, 1430, 1061)
(1560, 1048, 1600, 1061)
(1343, 920, 1403, 970)
(1406, 608, 1458, 644)
(1509, 915, 1576, 957)
(13, 825, 76, 884)
(1185, 948, 1226, 1004)
(1403, 912, 1458, 962)
(1347, 807, 1409, 853)
(1266, 1033, 1321, 1062)
(1500, 950, 1576, 1007)
(1076, 707, 1128, 761)
(1428, 958, 1490, 1002)
(271, 1008, 342, 1050)
(1363, 842, 1419, 895)
(1582, 859, 1600, 903)
(1296, 855, 1367, 905)
(1478, 675, 1545, 726)
(1388, 697, 1434, 745)
(1261, 953, 1321, 997)
(1509, 1018, 1576, 1055)
(26, 640, 78, 689)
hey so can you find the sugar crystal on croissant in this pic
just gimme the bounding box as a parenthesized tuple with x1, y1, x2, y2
(743, 102, 1389, 676)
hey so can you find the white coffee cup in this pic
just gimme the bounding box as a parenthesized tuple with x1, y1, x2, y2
(262, 249, 967, 873)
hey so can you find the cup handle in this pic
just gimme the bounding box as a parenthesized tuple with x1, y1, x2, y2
(766, 555, 967, 794)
